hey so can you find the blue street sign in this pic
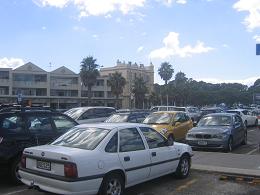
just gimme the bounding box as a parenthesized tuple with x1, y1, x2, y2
(17, 93, 22, 103)
(256, 44, 260, 55)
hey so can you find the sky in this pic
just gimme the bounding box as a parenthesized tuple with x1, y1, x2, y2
(0, 0, 260, 86)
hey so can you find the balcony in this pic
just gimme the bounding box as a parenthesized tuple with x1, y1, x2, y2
(0, 79, 10, 86)
(13, 81, 47, 88)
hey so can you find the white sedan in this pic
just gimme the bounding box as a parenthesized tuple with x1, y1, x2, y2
(227, 109, 258, 127)
(19, 123, 193, 195)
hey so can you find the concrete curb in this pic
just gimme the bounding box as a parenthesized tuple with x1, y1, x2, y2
(192, 164, 260, 178)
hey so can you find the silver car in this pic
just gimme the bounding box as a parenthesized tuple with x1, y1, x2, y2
(185, 113, 247, 152)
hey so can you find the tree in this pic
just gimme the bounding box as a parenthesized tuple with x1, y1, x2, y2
(107, 72, 126, 109)
(132, 77, 148, 109)
(158, 62, 174, 106)
(80, 56, 100, 106)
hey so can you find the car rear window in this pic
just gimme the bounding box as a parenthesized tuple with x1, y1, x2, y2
(51, 127, 109, 150)
(1, 115, 24, 133)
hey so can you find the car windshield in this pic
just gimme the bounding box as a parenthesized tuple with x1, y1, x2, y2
(227, 111, 241, 116)
(143, 113, 172, 124)
(65, 108, 86, 120)
(198, 115, 232, 127)
(105, 114, 129, 122)
(51, 127, 109, 150)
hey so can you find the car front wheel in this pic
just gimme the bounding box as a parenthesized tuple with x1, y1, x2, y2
(224, 137, 233, 152)
(10, 157, 22, 184)
(241, 132, 247, 145)
(99, 173, 124, 195)
(175, 155, 190, 179)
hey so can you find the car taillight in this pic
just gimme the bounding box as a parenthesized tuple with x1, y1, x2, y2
(0, 137, 3, 144)
(64, 163, 78, 178)
(257, 116, 260, 119)
(21, 155, 26, 168)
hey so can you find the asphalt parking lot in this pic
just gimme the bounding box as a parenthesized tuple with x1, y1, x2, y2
(1, 171, 260, 195)
(1, 126, 259, 195)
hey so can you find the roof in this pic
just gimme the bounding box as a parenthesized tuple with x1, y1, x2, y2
(227, 109, 245, 112)
(203, 113, 237, 117)
(14, 62, 46, 72)
(51, 66, 76, 75)
(76, 123, 150, 130)
(153, 111, 184, 114)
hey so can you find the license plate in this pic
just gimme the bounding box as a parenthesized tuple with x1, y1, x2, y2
(36, 160, 51, 171)
(198, 141, 207, 146)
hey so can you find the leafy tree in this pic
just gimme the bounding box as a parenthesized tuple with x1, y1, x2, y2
(158, 62, 174, 106)
(132, 77, 148, 109)
(80, 56, 100, 106)
(107, 72, 126, 109)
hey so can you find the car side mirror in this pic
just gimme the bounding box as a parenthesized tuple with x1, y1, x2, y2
(166, 139, 174, 146)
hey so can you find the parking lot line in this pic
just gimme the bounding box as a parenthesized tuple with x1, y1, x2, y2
(3, 189, 28, 195)
(248, 129, 256, 133)
(175, 179, 197, 192)
(246, 148, 259, 155)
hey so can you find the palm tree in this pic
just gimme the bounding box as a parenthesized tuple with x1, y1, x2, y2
(80, 56, 100, 106)
(108, 72, 126, 109)
(132, 77, 148, 109)
(158, 62, 174, 106)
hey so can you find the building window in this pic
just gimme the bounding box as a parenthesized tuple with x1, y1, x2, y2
(94, 91, 104, 97)
(96, 80, 104, 86)
(0, 71, 9, 79)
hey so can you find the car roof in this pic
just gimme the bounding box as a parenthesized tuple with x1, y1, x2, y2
(76, 122, 150, 130)
(204, 113, 236, 117)
(153, 111, 184, 114)
(227, 109, 245, 112)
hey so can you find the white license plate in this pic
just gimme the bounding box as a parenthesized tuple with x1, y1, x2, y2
(198, 141, 207, 146)
(36, 160, 51, 171)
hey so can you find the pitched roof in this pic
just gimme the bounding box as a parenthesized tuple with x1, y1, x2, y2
(51, 66, 76, 75)
(14, 62, 46, 72)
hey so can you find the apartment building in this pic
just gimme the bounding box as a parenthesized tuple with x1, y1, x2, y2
(0, 61, 154, 109)
(100, 60, 154, 108)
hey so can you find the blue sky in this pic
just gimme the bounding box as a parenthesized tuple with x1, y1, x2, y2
(0, 0, 260, 85)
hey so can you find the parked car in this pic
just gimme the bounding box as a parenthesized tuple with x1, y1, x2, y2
(186, 113, 247, 152)
(172, 107, 202, 124)
(105, 112, 150, 123)
(143, 111, 193, 142)
(64, 107, 116, 124)
(150, 106, 176, 112)
(0, 109, 78, 183)
(200, 107, 224, 117)
(227, 109, 258, 127)
(252, 109, 260, 126)
(19, 123, 193, 195)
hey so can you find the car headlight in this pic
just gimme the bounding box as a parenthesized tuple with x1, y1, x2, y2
(160, 128, 168, 135)
(212, 131, 229, 139)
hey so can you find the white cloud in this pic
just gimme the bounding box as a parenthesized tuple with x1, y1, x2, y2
(141, 32, 147, 36)
(233, 0, 260, 31)
(105, 14, 112, 18)
(195, 77, 260, 86)
(157, 0, 187, 7)
(0, 57, 25, 69)
(137, 46, 144, 52)
(149, 32, 214, 59)
(115, 17, 121, 23)
(33, 0, 70, 8)
(41, 26, 47, 30)
(253, 35, 260, 43)
(34, 0, 146, 17)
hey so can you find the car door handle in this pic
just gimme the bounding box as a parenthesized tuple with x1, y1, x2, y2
(124, 156, 130, 161)
(151, 152, 156, 157)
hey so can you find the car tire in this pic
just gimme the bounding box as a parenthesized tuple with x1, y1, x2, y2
(224, 137, 233, 153)
(99, 173, 124, 195)
(175, 155, 190, 179)
(241, 132, 247, 145)
(244, 120, 248, 127)
(10, 157, 22, 184)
